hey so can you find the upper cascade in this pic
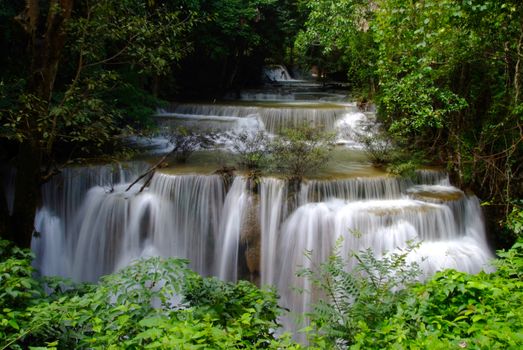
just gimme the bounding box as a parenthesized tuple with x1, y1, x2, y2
(154, 101, 373, 150)
(262, 65, 297, 82)
(156, 102, 355, 133)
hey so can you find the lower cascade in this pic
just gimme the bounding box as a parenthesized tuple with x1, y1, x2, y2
(32, 164, 493, 307)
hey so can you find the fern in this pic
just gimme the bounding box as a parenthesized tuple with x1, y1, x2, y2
(300, 238, 421, 348)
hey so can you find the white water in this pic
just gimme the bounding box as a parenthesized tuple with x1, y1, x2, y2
(274, 192, 492, 335)
(155, 102, 374, 149)
(33, 169, 227, 281)
(28, 157, 494, 349)
(215, 177, 249, 281)
(260, 178, 287, 286)
(263, 65, 297, 82)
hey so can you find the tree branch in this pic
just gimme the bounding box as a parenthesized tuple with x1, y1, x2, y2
(125, 149, 175, 192)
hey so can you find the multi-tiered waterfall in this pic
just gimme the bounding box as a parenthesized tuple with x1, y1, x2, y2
(29, 77, 493, 333)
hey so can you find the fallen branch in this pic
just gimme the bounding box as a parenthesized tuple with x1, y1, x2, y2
(125, 150, 172, 192)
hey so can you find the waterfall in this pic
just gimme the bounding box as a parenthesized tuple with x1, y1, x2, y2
(32, 208, 66, 276)
(143, 173, 225, 275)
(273, 194, 492, 334)
(300, 176, 410, 203)
(214, 177, 249, 281)
(263, 65, 295, 82)
(32, 169, 492, 282)
(22, 82, 496, 342)
(32, 168, 226, 281)
(31, 163, 147, 280)
(260, 177, 287, 286)
(155, 103, 353, 134)
(70, 185, 134, 281)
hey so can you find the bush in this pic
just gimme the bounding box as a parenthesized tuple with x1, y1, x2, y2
(0, 242, 300, 349)
(353, 241, 523, 349)
(0, 241, 45, 348)
(230, 131, 271, 175)
(505, 200, 523, 239)
(299, 240, 421, 348)
(302, 238, 523, 349)
(355, 130, 394, 166)
(271, 125, 335, 182)
(166, 127, 215, 163)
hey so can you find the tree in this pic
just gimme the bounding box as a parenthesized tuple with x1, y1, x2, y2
(373, 0, 523, 239)
(271, 124, 335, 188)
(294, 0, 376, 88)
(231, 131, 271, 173)
(0, 0, 196, 247)
(175, 0, 302, 97)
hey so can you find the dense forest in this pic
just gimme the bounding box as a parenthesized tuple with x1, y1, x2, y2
(0, 0, 522, 348)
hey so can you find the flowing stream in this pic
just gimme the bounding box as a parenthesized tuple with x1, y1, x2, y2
(29, 74, 493, 333)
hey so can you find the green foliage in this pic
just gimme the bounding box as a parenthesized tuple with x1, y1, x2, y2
(166, 127, 215, 163)
(110, 80, 167, 130)
(1, 0, 197, 159)
(271, 124, 335, 181)
(0, 241, 44, 347)
(355, 131, 393, 166)
(351, 240, 523, 349)
(300, 239, 421, 348)
(505, 200, 523, 238)
(373, 0, 523, 205)
(1, 0, 199, 245)
(301, 238, 523, 349)
(231, 131, 271, 174)
(196, 0, 275, 59)
(178, 0, 299, 92)
(66, 0, 196, 76)
(295, 0, 376, 86)
(0, 242, 299, 349)
(297, 0, 522, 226)
(356, 129, 424, 177)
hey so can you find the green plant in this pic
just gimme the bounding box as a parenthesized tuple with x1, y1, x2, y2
(352, 240, 523, 349)
(0, 241, 45, 349)
(231, 131, 271, 174)
(299, 239, 421, 348)
(354, 130, 393, 166)
(167, 127, 215, 163)
(505, 200, 523, 238)
(271, 124, 335, 182)
(0, 250, 300, 349)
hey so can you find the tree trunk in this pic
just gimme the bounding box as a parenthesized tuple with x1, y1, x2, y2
(12, 141, 42, 248)
(10, 0, 74, 247)
(0, 171, 12, 241)
(29, 0, 74, 101)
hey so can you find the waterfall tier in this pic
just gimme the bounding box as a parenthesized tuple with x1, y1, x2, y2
(155, 102, 362, 135)
(32, 167, 491, 284)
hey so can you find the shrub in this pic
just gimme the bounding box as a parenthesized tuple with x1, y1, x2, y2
(299, 240, 421, 348)
(230, 131, 271, 174)
(302, 239, 523, 349)
(0, 243, 300, 349)
(271, 125, 335, 182)
(166, 127, 215, 163)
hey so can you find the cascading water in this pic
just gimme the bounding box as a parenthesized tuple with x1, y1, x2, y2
(272, 178, 492, 336)
(32, 168, 227, 281)
(27, 81, 494, 339)
(260, 178, 287, 286)
(215, 177, 249, 281)
(155, 102, 361, 137)
(263, 65, 296, 82)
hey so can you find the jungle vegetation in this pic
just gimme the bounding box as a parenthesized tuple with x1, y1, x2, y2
(0, 0, 522, 348)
